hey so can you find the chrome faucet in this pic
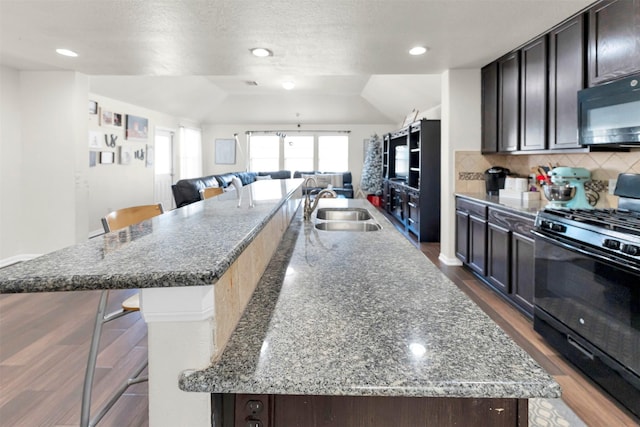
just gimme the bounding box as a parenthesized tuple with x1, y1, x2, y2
(303, 177, 337, 221)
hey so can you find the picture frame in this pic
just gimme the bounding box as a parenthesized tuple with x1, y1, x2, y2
(100, 151, 114, 164)
(89, 151, 97, 167)
(125, 114, 148, 141)
(89, 100, 98, 115)
(145, 144, 154, 168)
(88, 131, 102, 149)
(119, 145, 133, 165)
(101, 110, 123, 128)
(215, 138, 236, 164)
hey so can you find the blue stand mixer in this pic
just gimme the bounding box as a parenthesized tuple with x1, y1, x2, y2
(549, 167, 592, 209)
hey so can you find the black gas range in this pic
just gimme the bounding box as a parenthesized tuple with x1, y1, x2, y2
(533, 173, 640, 419)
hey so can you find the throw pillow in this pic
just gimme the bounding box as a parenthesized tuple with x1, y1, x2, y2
(314, 174, 332, 188)
(324, 173, 343, 188)
(255, 175, 272, 180)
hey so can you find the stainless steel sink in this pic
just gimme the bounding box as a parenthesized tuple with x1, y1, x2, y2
(316, 208, 372, 221)
(314, 221, 381, 232)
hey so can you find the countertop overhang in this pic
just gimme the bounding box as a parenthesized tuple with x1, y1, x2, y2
(179, 198, 560, 400)
(0, 179, 304, 293)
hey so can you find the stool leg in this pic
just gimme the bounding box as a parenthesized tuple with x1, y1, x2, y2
(80, 290, 110, 427)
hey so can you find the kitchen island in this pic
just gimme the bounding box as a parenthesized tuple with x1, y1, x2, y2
(0, 178, 304, 427)
(179, 198, 560, 426)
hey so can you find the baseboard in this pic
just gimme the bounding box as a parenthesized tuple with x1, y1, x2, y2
(438, 253, 463, 266)
(0, 254, 42, 269)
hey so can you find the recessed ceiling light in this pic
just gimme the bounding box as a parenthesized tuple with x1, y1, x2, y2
(251, 48, 272, 57)
(282, 81, 295, 90)
(56, 48, 78, 57)
(409, 46, 428, 56)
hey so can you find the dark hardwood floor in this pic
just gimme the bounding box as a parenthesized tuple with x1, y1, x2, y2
(1, 237, 639, 426)
(0, 289, 148, 427)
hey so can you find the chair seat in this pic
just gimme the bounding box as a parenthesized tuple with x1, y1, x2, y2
(122, 293, 140, 311)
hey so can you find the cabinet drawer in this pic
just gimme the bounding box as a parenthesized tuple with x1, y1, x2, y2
(488, 208, 534, 235)
(456, 198, 487, 219)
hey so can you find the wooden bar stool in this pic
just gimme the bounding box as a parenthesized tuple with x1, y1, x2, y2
(80, 203, 164, 427)
(199, 186, 224, 200)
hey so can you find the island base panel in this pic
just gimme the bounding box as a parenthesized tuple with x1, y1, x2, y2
(215, 394, 528, 427)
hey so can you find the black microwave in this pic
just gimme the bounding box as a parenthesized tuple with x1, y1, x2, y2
(578, 73, 640, 147)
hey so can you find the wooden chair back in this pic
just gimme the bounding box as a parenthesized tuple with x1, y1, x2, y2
(101, 203, 164, 233)
(200, 187, 224, 200)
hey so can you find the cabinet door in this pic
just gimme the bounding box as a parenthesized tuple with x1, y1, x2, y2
(488, 223, 510, 294)
(588, 0, 640, 86)
(511, 231, 535, 315)
(481, 62, 499, 153)
(548, 15, 586, 150)
(455, 210, 469, 263)
(406, 192, 420, 237)
(498, 52, 520, 152)
(390, 186, 405, 224)
(520, 36, 548, 151)
(382, 180, 390, 211)
(468, 216, 487, 276)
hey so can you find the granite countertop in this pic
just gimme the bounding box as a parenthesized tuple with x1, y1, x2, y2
(0, 179, 303, 293)
(179, 198, 560, 399)
(455, 192, 548, 217)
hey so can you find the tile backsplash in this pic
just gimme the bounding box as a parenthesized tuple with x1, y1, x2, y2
(455, 150, 640, 207)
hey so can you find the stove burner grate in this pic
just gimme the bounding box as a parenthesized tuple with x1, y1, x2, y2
(543, 208, 640, 237)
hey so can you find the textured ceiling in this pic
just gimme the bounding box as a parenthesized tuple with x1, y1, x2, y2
(0, 0, 593, 124)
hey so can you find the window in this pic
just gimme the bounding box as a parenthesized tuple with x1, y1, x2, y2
(248, 135, 279, 171)
(179, 127, 202, 179)
(318, 135, 349, 171)
(248, 133, 349, 172)
(284, 136, 314, 172)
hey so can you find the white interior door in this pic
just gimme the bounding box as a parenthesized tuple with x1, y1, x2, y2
(155, 129, 175, 210)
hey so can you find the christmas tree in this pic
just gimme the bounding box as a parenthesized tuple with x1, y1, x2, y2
(360, 134, 383, 195)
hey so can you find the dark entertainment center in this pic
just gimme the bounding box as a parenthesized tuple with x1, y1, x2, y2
(381, 119, 441, 242)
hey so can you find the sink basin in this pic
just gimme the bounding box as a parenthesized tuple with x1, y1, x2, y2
(316, 208, 372, 221)
(314, 221, 381, 232)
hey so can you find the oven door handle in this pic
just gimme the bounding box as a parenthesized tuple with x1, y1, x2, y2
(531, 229, 628, 267)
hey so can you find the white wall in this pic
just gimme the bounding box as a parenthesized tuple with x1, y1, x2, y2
(202, 124, 396, 194)
(0, 66, 24, 260)
(0, 67, 196, 260)
(8, 71, 89, 256)
(440, 69, 481, 264)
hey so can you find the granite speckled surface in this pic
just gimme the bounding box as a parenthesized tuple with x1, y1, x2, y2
(179, 198, 561, 399)
(0, 179, 303, 293)
(456, 192, 547, 217)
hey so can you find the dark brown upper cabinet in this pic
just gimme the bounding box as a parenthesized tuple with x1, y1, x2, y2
(519, 36, 548, 151)
(481, 62, 499, 154)
(588, 0, 640, 86)
(548, 15, 586, 150)
(498, 51, 520, 152)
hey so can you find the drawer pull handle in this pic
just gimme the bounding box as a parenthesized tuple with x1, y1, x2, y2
(408, 202, 417, 208)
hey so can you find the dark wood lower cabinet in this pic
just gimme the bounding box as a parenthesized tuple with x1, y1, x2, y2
(219, 394, 528, 427)
(455, 210, 470, 263)
(488, 222, 511, 294)
(469, 215, 488, 276)
(455, 197, 536, 317)
(511, 231, 535, 314)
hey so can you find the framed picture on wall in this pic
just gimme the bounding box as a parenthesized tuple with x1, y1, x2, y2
(215, 138, 236, 164)
(89, 100, 98, 115)
(125, 114, 148, 141)
(100, 151, 114, 164)
(101, 110, 123, 128)
(119, 145, 133, 165)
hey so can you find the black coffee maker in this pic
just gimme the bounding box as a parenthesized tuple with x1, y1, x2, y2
(484, 167, 510, 195)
